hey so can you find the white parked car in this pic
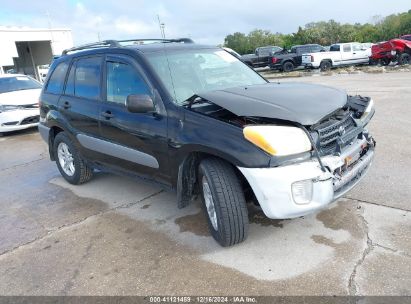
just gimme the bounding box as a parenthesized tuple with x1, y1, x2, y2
(0, 74, 42, 133)
(302, 42, 371, 71)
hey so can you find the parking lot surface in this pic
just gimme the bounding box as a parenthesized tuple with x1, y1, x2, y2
(0, 71, 410, 295)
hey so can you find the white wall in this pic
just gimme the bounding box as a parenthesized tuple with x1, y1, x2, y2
(0, 27, 73, 67)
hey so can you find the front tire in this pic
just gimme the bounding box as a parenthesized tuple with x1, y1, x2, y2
(199, 158, 249, 247)
(53, 132, 93, 185)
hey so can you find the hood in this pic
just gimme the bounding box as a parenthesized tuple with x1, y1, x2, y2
(197, 82, 347, 125)
(0, 89, 41, 106)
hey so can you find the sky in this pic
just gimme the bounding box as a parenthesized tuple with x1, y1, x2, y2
(0, 0, 410, 45)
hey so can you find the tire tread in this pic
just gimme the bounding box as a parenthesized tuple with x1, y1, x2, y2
(200, 158, 248, 246)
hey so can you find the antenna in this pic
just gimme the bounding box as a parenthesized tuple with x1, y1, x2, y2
(46, 10, 55, 55)
(157, 15, 166, 39)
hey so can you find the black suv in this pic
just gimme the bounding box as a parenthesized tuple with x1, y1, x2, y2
(39, 38, 376, 247)
(269, 44, 325, 72)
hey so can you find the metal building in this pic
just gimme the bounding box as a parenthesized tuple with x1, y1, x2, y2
(0, 26, 73, 81)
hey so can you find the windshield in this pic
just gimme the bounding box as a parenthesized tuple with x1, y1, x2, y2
(0, 76, 42, 94)
(146, 48, 267, 105)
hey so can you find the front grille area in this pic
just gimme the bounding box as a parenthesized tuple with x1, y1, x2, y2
(21, 115, 40, 125)
(314, 113, 358, 154)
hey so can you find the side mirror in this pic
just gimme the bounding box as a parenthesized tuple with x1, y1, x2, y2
(126, 94, 155, 113)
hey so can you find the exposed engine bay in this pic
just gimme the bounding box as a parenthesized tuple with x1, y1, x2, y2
(186, 94, 374, 159)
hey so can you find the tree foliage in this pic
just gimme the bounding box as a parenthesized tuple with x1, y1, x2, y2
(224, 10, 411, 54)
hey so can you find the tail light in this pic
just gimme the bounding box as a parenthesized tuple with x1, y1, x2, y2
(272, 57, 279, 63)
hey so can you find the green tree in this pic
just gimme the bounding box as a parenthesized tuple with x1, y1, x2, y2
(223, 9, 411, 52)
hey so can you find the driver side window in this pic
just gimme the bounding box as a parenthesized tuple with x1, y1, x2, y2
(106, 61, 150, 104)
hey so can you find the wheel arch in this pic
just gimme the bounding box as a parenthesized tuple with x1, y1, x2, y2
(48, 125, 65, 161)
(176, 151, 253, 209)
(320, 59, 333, 70)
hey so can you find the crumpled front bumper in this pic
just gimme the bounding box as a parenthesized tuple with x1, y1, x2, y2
(238, 136, 375, 219)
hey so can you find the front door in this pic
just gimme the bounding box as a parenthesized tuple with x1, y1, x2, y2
(352, 43, 369, 64)
(341, 44, 355, 65)
(98, 54, 170, 183)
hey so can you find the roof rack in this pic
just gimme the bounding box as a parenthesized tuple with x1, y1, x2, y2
(62, 40, 120, 55)
(117, 38, 194, 45)
(62, 38, 194, 55)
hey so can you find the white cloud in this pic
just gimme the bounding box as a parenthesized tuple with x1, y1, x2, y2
(114, 17, 156, 35)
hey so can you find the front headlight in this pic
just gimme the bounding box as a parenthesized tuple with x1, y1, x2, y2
(360, 99, 374, 121)
(243, 125, 312, 156)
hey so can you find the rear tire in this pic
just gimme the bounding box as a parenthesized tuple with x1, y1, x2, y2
(53, 132, 93, 185)
(282, 61, 294, 72)
(398, 53, 410, 65)
(199, 158, 249, 247)
(320, 60, 332, 71)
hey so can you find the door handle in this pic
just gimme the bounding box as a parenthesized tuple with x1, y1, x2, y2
(101, 111, 114, 119)
(62, 101, 71, 109)
(353, 52, 356, 54)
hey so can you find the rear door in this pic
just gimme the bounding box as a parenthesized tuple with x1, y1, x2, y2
(296, 46, 309, 66)
(58, 56, 103, 158)
(98, 54, 169, 182)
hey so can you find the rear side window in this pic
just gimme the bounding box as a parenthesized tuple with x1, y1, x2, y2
(46, 62, 68, 94)
(74, 57, 101, 100)
(330, 45, 340, 52)
(106, 61, 150, 104)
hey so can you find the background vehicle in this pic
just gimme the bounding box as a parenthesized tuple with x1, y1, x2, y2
(0, 74, 41, 133)
(39, 38, 375, 247)
(370, 35, 411, 66)
(38, 65, 50, 83)
(270, 44, 325, 72)
(302, 42, 371, 71)
(222, 47, 242, 60)
(242, 46, 283, 68)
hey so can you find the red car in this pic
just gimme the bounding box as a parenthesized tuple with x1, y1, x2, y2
(370, 35, 411, 65)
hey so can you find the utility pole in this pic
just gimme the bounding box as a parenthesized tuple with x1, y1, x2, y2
(157, 15, 166, 39)
(46, 10, 55, 56)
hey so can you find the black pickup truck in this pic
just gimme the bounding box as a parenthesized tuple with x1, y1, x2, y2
(269, 44, 325, 72)
(242, 46, 283, 68)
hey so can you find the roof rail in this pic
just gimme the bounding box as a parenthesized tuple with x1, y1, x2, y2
(62, 40, 120, 55)
(117, 38, 194, 45)
(62, 38, 194, 55)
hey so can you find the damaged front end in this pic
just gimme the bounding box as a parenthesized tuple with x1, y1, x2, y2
(185, 92, 375, 219)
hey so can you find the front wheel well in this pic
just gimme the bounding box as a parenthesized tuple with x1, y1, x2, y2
(320, 59, 333, 71)
(176, 152, 253, 209)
